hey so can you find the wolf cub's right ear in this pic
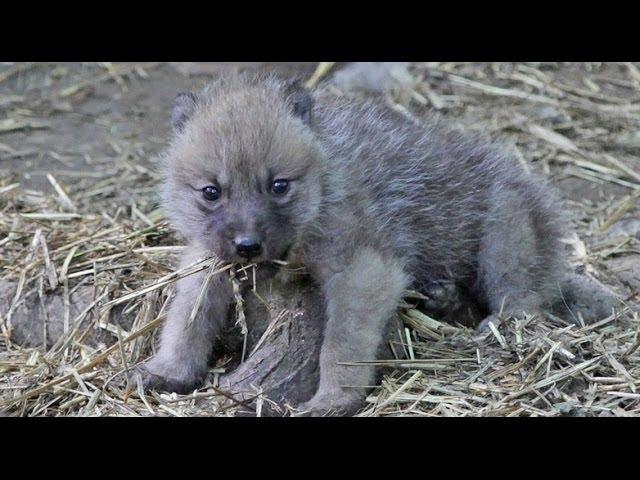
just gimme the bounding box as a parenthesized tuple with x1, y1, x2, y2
(171, 92, 199, 133)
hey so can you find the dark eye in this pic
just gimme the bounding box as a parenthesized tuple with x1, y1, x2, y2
(202, 185, 220, 201)
(271, 179, 290, 195)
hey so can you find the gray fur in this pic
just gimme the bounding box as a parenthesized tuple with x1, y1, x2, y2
(145, 72, 579, 414)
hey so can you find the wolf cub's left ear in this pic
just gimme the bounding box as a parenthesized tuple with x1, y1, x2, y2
(283, 79, 314, 126)
(171, 92, 199, 133)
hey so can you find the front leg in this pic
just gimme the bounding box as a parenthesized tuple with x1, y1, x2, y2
(298, 248, 408, 416)
(137, 247, 233, 394)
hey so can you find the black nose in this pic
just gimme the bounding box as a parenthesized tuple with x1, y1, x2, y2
(235, 236, 263, 259)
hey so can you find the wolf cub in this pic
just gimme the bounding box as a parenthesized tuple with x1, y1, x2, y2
(142, 72, 570, 415)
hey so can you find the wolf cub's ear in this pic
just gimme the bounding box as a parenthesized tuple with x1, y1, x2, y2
(171, 92, 199, 133)
(283, 79, 314, 126)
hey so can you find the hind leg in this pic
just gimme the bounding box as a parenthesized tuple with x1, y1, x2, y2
(476, 183, 562, 332)
(553, 272, 618, 325)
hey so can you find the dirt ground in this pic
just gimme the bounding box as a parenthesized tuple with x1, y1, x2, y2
(1, 62, 639, 416)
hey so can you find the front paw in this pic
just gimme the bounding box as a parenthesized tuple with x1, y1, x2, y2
(296, 391, 363, 417)
(129, 359, 205, 394)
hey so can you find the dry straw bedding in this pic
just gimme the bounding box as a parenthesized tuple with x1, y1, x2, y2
(0, 62, 639, 416)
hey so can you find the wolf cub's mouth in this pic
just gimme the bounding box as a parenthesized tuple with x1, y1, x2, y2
(224, 245, 291, 267)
